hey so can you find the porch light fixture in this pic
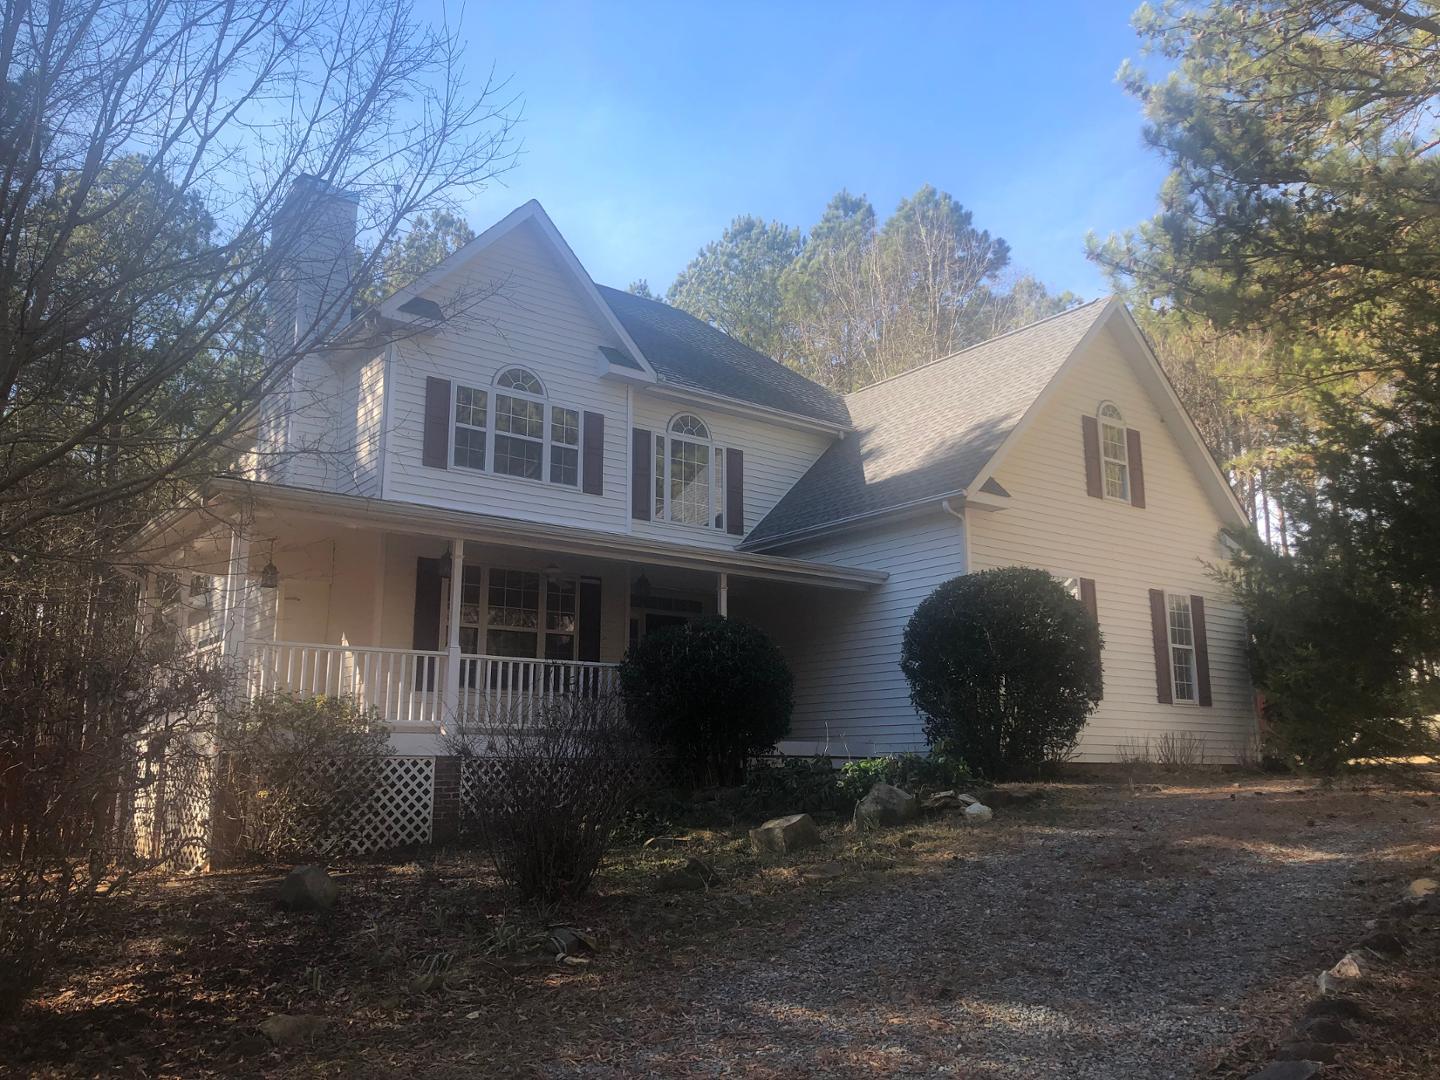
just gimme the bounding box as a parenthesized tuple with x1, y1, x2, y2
(258, 540, 279, 589)
(634, 573, 651, 600)
(543, 562, 563, 584)
(438, 544, 452, 580)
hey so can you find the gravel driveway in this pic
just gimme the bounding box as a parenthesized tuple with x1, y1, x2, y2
(536, 778, 1437, 1079)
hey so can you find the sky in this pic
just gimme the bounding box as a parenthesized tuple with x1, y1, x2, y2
(428, 1, 1168, 301)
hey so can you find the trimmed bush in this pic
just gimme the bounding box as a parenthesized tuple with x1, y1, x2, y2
(619, 617, 793, 786)
(901, 568, 1103, 780)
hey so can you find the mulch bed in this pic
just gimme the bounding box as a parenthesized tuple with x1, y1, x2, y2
(4, 772, 1438, 1079)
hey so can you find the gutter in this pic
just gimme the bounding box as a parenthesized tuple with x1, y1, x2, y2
(742, 488, 1010, 553)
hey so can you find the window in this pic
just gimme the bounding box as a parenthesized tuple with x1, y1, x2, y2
(654, 413, 725, 529)
(453, 386, 488, 470)
(445, 565, 581, 661)
(1166, 593, 1198, 703)
(486, 568, 540, 657)
(449, 368, 585, 488)
(1098, 402, 1130, 501)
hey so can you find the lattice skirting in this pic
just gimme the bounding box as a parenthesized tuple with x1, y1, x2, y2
(126, 733, 215, 871)
(326, 755, 435, 854)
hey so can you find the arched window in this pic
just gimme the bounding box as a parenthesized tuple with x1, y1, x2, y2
(1097, 401, 1129, 501)
(655, 413, 724, 528)
(449, 366, 580, 487)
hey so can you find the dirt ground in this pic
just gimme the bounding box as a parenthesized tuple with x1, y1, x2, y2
(4, 771, 1438, 1079)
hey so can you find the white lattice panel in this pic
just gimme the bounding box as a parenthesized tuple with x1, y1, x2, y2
(329, 756, 434, 854)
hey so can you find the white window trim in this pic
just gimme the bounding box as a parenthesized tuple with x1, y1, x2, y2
(1098, 401, 1131, 504)
(445, 563, 581, 661)
(449, 368, 583, 490)
(654, 413, 726, 531)
(1164, 590, 1200, 705)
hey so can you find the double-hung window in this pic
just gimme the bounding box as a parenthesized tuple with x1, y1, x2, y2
(1166, 593, 1199, 704)
(448, 565, 580, 661)
(450, 367, 581, 488)
(653, 413, 725, 529)
(1098, 402, 1130, 501)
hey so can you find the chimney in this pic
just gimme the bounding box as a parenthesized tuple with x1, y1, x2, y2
(267, 174, 360, 352)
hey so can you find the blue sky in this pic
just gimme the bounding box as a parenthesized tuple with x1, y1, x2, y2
(434, 1, 1166, 300)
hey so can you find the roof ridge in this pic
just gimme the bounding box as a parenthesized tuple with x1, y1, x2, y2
(844, 297, 1112, 399)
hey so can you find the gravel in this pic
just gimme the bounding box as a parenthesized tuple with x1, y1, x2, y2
(542, 779, 1436, 1079)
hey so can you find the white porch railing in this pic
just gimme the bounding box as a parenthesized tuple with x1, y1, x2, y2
(244, 641, 620, 729)
(457, 656, 621, 727)
(247, 641, 447, 728)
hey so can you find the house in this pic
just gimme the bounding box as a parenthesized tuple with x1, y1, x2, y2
(144, 183, 1253, 843)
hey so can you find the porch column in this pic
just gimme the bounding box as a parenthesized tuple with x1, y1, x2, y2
(219, 524, 251, 671)
(441, 538, 465, 726)
(716, 571, 729, 618)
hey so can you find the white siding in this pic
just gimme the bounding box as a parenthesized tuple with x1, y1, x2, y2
(968, 321, 1255, 762)
(632, 393, 832, 551)
(382, 222, 634, 531)
(742, 513, 968, 757)
(352, 351, 386, 497)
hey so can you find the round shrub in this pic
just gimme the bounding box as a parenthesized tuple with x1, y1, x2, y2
(618, 617, 793, 786)
(901, 568, 1102, 780)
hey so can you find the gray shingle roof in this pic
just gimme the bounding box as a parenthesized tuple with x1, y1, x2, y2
(597, 285, 851, 427)
(742, 299, 1114, 548)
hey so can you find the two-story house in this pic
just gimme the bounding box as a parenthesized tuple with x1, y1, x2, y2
(144, 182, 1253, 844)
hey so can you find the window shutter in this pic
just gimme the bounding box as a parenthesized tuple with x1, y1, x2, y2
(1127, 428, 1147, 508)
(582, 411, 605, 495)
(422, 377, 451, 469)
(1191, 594, 1212, 706)
(631, 428, 652, 520)
(1079, 577, 1098, 623)
(1148, 588, 1173, 704)
(725, 447, 744, 536)
(578, 578, 602, 662)
(1081, 415, 1103, 498)
(412, 557, 442, 691)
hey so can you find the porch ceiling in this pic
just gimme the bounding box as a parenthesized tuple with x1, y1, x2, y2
(204, 479, 888, 592)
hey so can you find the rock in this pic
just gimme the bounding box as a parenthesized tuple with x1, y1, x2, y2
(1303, 996, 1374, 1023)
(546, 926, 598, 956)
(655, 868, 705, 892)
(1296, 1016, 1354, 1044)
(1274, 1041, 1338, 1065)
(751, 813, 823, 853)
(277, 865, 339, 912)
(1405, 876, 1437, 899)
(1329, 951, 1367, 979)
(800, 861, 844, 881)
(853, 784, 918, 832)
(258, 1014, 328, 1046)
(1246, 1063, 1322, 1080)
(963, 803, 994, 823)
(1355, 929, 1406, 957)
(922, 791, 972, 812)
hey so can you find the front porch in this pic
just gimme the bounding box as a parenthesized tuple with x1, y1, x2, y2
(157, 481, 887, 752)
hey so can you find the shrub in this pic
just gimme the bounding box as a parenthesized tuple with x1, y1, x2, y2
(739, 755, 846, 817)
(836, 751, 971, 805)
(618, 617, 793, 786)
(901, 568, 1103, 780)
(215, 693, 389, 861)
(450, 693, 650, 901)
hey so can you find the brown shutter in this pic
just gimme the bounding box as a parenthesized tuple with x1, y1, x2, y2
(631, 428, 652, 520)
(1127, 428, 1146, 508)
(725, 447, 744, 535)
(582, 411, 605, 495)
(1148, 588, 1173, 704)
(1081, 415, 1103, 498)
(412, 557, 443, 691)
(578, 578, 602, 662)
(1079, 577, 1098, 623)
(422, 376, 451, 469)
(1191, 594, 1212, 706)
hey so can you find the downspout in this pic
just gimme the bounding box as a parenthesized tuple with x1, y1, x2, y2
(941, 497, 971, 575)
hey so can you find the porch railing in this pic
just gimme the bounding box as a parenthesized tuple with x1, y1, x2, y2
(246, 640, 447, 728)
(456, 656, 621, 727)
(244, 641, 620, 729)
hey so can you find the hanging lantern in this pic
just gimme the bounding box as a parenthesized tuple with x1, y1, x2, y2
(438, 543, 453, 580)
(258, 539, 279, 589)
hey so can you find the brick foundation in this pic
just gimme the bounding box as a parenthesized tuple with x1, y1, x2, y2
(431, 755, 461, 844)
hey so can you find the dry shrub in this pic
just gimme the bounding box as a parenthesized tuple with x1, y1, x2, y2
(1154, 731, 1207, 772)
(214, 693, 388, 862)
(449, 693, 651, 901)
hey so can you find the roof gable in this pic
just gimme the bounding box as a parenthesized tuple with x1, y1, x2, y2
(741, 300, 1115, 548)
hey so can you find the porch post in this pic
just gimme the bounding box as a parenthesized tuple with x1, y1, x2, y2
(442, 538, 465, 725)
(219, 524, 251, 671)
(716, 571, 729, 618)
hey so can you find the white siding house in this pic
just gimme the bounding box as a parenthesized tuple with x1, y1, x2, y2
(148, 189, 1255, 812)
